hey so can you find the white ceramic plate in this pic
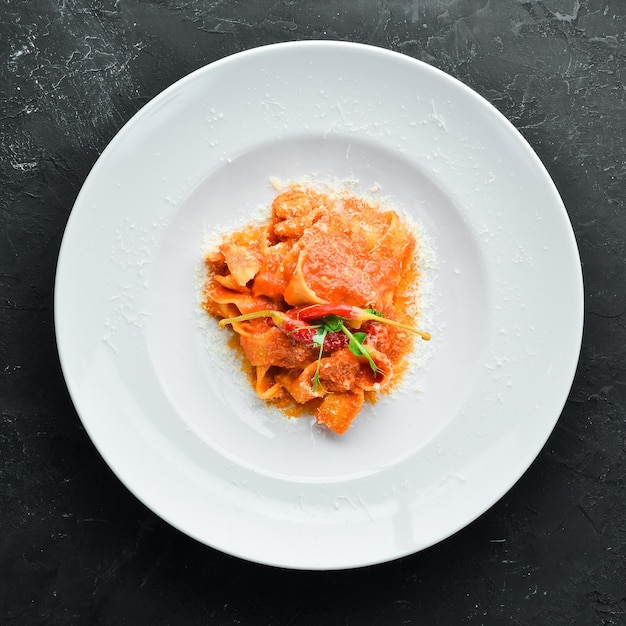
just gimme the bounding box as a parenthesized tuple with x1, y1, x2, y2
(55, 41, 583, 569)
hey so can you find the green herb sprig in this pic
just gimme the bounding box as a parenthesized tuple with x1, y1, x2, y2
(311, 314, 383, 392)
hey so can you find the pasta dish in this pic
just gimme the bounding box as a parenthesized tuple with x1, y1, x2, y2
(201, 184, 430, 434)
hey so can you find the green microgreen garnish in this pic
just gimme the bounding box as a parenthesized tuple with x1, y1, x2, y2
(217, 304, 428, 394)
(321, 315, 344, 332)
(341, 326, 381, 375)
(349, 331, 368, 352)
(312, 326, 328, 392)
(309, 315, 383, 392)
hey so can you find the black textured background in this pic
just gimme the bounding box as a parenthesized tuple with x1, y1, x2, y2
(1, 1, 625, 624)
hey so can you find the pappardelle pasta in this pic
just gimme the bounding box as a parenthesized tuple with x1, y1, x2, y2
(201, 184, 430, 435)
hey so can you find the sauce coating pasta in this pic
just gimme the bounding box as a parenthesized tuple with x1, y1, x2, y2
(201, 184, 430, 434)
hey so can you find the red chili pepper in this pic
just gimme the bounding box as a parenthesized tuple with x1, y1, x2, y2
(218, 303, 430, 344)
(288, 303, 431, 340)
(218, 309, 348, 351)
(289, 303, 356, 323)
(219, 309, 306, 334)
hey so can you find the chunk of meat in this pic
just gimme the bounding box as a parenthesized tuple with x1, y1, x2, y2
(315, 390, 365, 435)
(275, 348, 362, 404)
(355, 345, 393, 391)
(238, 325, 317, 369)
(317, 348, 361, 392)
(271, 187, 328, 239)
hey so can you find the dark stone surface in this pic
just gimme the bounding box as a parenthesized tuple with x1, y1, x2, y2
(1, 0, 624, 623)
